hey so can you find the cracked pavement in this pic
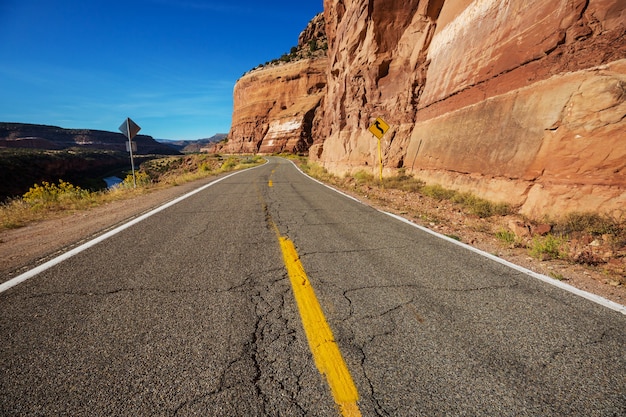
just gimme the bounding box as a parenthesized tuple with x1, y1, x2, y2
(1, 157, 625, 416)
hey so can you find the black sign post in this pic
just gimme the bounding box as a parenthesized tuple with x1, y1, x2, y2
(119, 118, 141, 188)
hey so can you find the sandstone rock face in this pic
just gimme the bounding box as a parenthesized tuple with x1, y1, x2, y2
(222, 14, 328, 155)
(227, 1, 625, 218)
(221, 59, 327, 154)
(313, 0, 443, 169)
(313, 0, 626, 217)
(404, 61, 626, 217)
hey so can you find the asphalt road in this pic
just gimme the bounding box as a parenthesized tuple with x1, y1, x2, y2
(1, 157, 625, 416)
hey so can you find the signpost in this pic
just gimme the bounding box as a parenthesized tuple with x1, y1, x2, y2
(368, 117, 390, 182)
(119, 118, 141, 188)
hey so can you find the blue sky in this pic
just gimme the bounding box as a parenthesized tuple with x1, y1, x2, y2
(0, 0, 323, 140)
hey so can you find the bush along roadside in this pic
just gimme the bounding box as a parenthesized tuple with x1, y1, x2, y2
(0, 154, 264, 230)
(294, 159, 625, 285)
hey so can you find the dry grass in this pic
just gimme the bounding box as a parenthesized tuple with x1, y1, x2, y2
(299, 161, 514, 219)
(296, 159, 625, 280)
(0, 154, 263, 231)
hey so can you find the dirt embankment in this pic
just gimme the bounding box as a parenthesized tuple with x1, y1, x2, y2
(338, 183, 626, 307)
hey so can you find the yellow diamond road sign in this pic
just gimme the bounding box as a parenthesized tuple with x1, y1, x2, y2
(368, 117, 389, 139)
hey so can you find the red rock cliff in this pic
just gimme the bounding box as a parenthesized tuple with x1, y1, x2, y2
(223, 59, 327, 154)
(313, 0, 625, 217)
(227, 1, 625, 217)
(223, 14, 327, 154)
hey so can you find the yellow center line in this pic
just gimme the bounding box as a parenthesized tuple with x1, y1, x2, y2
(276, 232, 362, 417)
(269, 168, 275, 187)
(262, 167, 361, 416)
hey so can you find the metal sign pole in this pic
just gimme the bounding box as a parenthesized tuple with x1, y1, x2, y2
(127, 118, 137, 188)
(377, 138, 383, 183)
(368, 117, 389, 185)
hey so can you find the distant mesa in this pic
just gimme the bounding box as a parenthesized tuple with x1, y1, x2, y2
(0, 122, 180, 155)
(0, 122, 181, 201)
(156, 134, 227, 153)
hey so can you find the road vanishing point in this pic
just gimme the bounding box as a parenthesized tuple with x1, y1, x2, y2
(1, 157, 625, 416)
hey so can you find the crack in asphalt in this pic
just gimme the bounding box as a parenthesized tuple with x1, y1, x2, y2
(171, 268, 313, 416)
(329, 289, 402, 417)
(547, 331, 609, 363)
(330, 278, 523, 416)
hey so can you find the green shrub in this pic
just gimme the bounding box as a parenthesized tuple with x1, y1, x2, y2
(383, 171, 424, 192)
(121, 172, 151, 188)
(419, 185, 512, 217)
(352, 170, 375, 184)
(495, 229, 517, 245)
(456, 193, 511, 218)
(556, 212, 623, 236)
(220, 156, 239, 171)
(0, 199, 39, 228)
(549, 271, 566, 281)
(529, 234, 568, 260)
(240, 155, 263, 166)
(420, 184, 456, 201)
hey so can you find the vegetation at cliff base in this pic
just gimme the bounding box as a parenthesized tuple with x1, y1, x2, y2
(528, 234, 569, 261)
(294, 157, 625, 282)
(0, 154, 263, 230)
(296, 159, 513, 219)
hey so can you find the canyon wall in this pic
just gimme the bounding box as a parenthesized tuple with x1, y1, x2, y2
(221, 13, 328, 155)
(227, 1, 626, 218)
(221, 58, 327, 154)
(313, 0, 626, 217)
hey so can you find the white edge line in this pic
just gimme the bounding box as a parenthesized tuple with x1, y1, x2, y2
(287, 158, 626, 316)
(1, 164, 265, 294)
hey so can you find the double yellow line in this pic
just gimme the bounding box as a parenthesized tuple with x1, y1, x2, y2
(266, 172, 361, 417)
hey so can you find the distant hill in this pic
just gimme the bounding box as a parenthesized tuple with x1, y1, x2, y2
(0, 122, 180, 155)
(156, 134, 227, 153)
(0, 122, 182, 200)
(0, 148, 138, 200)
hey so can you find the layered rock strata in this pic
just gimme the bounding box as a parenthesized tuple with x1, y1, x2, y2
(0, 122, 178, 155)
(221, 13, 328, 154)
(313, 0, 626, 217)
(222, 58, 327, 154)
(227, 1, 625, 217)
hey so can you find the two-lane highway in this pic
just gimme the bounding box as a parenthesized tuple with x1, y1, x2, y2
(1, 157, 625, 416)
